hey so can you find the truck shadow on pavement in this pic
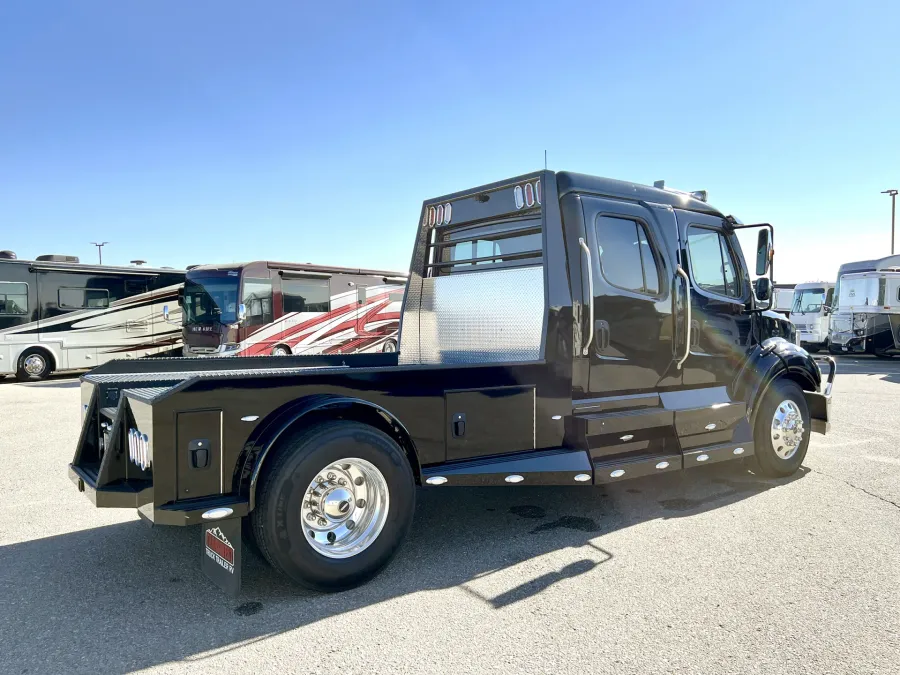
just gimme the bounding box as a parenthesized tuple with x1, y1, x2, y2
(0, 461, 807, 674)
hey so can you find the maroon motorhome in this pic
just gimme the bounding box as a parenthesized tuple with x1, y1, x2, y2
(173, 261, 406, 357)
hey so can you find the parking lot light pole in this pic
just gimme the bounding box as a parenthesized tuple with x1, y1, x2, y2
(882, 190, 897, 255)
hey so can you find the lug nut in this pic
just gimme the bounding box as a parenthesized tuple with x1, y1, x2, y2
(354, 476, 364, 486)
(306, 513, 315, 522)
(346, 520, 355, 530)
(316, 476, 324, 484)
(327, 472, 336, 481)
(318, 518, 328, 527)
(356, 498, 366, 508)
(338, 478, 347, 486)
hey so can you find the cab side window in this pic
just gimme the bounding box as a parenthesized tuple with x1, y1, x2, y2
(687, 226, 741, 299)
(594, 215, 661, 295)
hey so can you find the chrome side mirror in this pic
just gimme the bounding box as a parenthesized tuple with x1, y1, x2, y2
(756, 229, 772, 276)
(163, 305, 169, 321)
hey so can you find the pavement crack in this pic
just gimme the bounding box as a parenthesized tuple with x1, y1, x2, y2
(809, 468, 900, 512)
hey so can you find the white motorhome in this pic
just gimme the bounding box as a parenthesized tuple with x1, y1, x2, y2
(0, 251, 185, 380)
(829, 255, 900, 357)
(789, 282, 835, 352)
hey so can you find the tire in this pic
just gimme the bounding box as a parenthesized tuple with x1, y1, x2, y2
(272, 345, 291, 356)
(382, 339, 398, 353)
(251, 420, 415, 592)
(753, 379, 810, 478)
(15, 348, 53, 382)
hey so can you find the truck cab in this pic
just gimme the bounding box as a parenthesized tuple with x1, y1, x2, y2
(790, 282, 835, 352)
(70, 171, 833, 595)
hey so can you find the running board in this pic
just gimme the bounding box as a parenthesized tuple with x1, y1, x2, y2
(421, 448, 593, 486)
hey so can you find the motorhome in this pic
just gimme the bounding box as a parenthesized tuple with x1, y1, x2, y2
(0, 251, 184, 380)
(829, 255, 900, 357)
(772, 283, 796, 318)
(789, 281, 835, 352)
(177, 261, 406, 357)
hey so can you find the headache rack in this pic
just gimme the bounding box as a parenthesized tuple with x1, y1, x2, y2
(423, 175, 545, 278)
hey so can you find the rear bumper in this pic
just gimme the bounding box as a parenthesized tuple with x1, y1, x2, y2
(68, 463, 249, 525)
(805, 356, 835, 435)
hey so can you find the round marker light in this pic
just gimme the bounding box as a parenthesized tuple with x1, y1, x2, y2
(436, 204, 444, 226)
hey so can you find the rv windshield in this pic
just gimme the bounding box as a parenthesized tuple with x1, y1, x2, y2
(791, 288, 826, 314)
(183, 275, 239, 324)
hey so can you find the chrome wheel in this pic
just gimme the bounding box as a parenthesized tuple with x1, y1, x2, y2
(272, 345, 291, 356)
(301, 458, 389, 559)
(382, 340, 397, 353)
(771, 400, 805, 459)
(23, 354, 46, 377)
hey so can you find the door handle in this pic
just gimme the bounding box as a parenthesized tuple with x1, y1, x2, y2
(594, 319, 610, 351)
(578, 238, 594, 356)
(675, 265, 691, 370)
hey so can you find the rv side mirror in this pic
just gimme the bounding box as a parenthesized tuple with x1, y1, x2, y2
(163, 305, 170, 321)
(754, 277, 772, 303)
(824, 305, 832, 316)
(238, 303, 247, 322)
(755, 229, 772, 276)
(357, 287, 367, 304)
(177, 288, 184, 307)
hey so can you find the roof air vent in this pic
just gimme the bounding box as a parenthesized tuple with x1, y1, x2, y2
(35, 254, 80, 263)
(0, 250, 16, 259)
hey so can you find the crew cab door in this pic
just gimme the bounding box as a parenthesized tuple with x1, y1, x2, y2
(674, 210, 754, 388)
(581, 196, 680, 397)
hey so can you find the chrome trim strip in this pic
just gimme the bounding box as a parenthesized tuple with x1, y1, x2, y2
(676, 265, 691, 370)
(579, 237, 594, 356)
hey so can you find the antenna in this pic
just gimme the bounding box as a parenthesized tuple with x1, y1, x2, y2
(544, 150, 547, 170)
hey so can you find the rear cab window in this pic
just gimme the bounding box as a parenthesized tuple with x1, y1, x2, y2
(594, 215, 662, 295)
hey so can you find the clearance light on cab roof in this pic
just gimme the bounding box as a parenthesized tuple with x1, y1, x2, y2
(424, 203, 452, 228)
(514, 179, 541, 210)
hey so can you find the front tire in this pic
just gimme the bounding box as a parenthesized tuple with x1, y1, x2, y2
(753, 379, 811, 478)
(271, 345, 292, 356)
(251, 421, 415, 592)
(15, 348, 52, 382)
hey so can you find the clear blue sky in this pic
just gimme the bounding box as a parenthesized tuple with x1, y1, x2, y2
(1, 1, 898, 283)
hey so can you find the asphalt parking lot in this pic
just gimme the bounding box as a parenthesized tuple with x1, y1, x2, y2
(1, 356, 898, 675)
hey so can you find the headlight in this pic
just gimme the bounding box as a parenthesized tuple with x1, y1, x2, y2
(222, 343, 241, 352)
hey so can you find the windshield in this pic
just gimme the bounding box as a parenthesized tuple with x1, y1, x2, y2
(791, 288, 826, 314)
(183, 275, 239, 324)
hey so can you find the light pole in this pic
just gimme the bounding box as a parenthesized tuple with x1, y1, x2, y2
(882, 190, 897, 255)
(90, 241, 109, 265)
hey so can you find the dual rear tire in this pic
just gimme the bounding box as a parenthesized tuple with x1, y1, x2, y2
(250, 421, 415, 592)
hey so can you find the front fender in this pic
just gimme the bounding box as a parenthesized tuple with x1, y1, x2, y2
(735, 337, 822, 427)
(235, 394, 418, 509)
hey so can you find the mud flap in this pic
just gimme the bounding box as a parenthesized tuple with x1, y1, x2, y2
(201, 519, 241, 596)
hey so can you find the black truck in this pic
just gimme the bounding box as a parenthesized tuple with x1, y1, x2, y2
(69, 171, 834, 595)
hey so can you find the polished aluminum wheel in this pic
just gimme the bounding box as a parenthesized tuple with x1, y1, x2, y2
(382, 340, 397, 354)
(23, 354, 46, 377)
(301, 458, 389, 559)
(771, 400, 805, 459)
(272, 346, 291, 356)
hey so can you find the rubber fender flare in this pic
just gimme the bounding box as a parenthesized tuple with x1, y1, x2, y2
(740, 338, 821, 429)
(237, 394, 420, 509)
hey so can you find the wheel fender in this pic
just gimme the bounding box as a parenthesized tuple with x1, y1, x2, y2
(736, 338, 821, 429)
(238, 394, 419, 509)
(15, 344, 58, 372)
